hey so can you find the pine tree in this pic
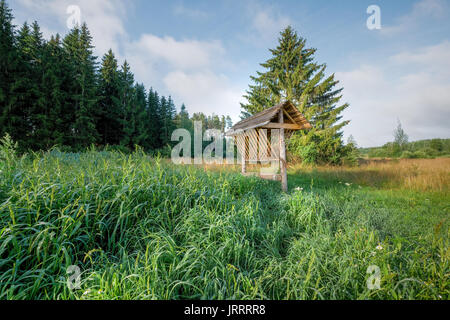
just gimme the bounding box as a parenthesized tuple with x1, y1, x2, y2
(63, 23, 99, 149)
(39, 34, 71, 148)
(166, 96, 177, 141)
(159, 96, 169, 146)
(0, 0, 20, 141)
(8, 22, 34, 148)
(118, 60, 136, 149)
(24, 22, 49, 149)
(225, 116, 233, 130)
(159, 96, 177, 147)
(176, 103, 192, 131)
(241, 26, 350, 164)
(97, 49, 122, 146)
(147, 88, 162, 149)
(132, 83, 149, 149)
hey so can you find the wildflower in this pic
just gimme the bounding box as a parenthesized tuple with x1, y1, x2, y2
(295, 187, 303, 192)
(82, 289, 91, 296)
(345, 183, 351, 187)
(97, 290, 104, 295)
(376, 244, 383, 251)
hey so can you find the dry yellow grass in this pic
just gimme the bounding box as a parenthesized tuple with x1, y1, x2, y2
(293, 158, 450, 192)
(171, 158, 450, 193)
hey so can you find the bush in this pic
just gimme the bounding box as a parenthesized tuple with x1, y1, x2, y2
(413, 150, 429, 159)
(401, 150, 433, 159)
(430, 139, 444, 152)
(420, 147, 438, 158)
(298, 143, 319, 165)
(401, 151, 415, 159)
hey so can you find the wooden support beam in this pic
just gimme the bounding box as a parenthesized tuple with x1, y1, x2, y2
(262, 123, 302, 130)
(279, 110, 288, 192)
(283, 109, 297, 124)
(241, 149, 246, 174)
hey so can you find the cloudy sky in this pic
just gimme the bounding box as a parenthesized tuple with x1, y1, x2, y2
(9, 0, 450, 147)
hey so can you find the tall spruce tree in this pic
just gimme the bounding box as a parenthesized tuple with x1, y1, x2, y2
(176, 103, 191, 131)
(241, 26, 350, 164)
(97, 49, 122, 146)
(147, 88, 162, 149)
(159, 95, 177, 147)
(25, 22, 48, 149)
(225, 116, 233, 130)
(0, 0, 20, 141)
(118, 60, 136, 148)
(159, 96, 169, 146)
(39, 34, 71, 148)
(63, 23, 99, 149)
(133, 83, 149, 149)
(9, 22, 35, 148)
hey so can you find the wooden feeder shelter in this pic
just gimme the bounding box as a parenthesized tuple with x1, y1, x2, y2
(226, 101, 312, 192)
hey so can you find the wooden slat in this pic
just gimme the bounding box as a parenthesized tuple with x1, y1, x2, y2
(279, 110, 288, 192)
(262, 123, 303, 130)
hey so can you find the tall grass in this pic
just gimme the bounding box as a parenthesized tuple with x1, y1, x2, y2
(292, 158, 450, 192)
(0, 144, 448, 300)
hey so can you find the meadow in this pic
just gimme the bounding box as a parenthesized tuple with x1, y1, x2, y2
(0, 139, 448, 300)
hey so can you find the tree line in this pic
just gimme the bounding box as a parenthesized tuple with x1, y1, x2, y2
(0, 1, 232, 153)
(361, 121, 450, 159)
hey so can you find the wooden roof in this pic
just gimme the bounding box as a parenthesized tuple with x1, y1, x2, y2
(226, 101, 312, 136)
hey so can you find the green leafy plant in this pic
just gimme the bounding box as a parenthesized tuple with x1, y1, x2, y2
(0, 133, 18, 171)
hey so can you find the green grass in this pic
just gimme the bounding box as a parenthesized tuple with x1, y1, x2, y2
(0, 147, 448, 300)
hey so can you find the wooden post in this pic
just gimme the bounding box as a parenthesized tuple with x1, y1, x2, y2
(279, 110, 288, 192)
(241, 145, 246, 175)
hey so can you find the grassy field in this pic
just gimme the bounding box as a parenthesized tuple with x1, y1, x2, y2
(0, 143, 448, 299)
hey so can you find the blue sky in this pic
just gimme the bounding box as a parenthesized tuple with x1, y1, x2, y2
(10, 0, 450, 147)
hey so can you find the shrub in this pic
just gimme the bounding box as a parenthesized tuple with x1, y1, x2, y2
(298, 142, 319, 165)
(430, 139, 444, 152)
(413, 150, 429, 159)
(401, 151, 415, 159)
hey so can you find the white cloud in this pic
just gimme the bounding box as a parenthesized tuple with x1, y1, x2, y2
(337, 40, 450, 147)
(390, 40, 450, 78)
(125, 34, 224, 70)
(252, 9, 290, 39)
(173, 3, 209, 19)
(14, 0, 127, 56)
(164, 71, 244, 121)
(123, 34, 241, 119)
(122, 33, 247, 120)
(381, 0, 448, 36)
(244, 2, 291, 45)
